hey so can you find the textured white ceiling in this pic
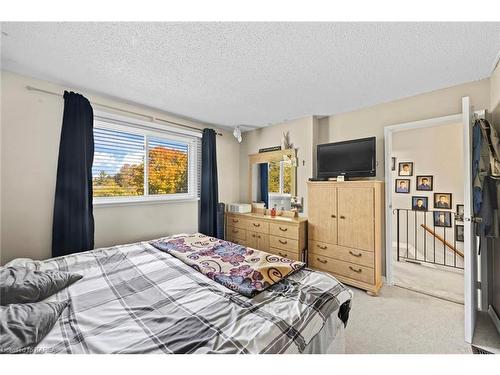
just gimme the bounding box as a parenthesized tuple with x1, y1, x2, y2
(1, 22, 500, 128)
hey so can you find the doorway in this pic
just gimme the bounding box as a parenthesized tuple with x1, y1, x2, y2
(385, 99, 483, 344)
(384, 114, 466, 299)
(389, 121, 465, 303)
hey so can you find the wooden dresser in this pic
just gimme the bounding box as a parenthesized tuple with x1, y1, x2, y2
(307, 181, 384, 295)
(225, 212, 307, 262)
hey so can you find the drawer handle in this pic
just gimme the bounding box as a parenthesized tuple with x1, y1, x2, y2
(279, 227, 288, 231)
(251, 234, 256, 238)
(317, 244, 327, 250)
(317, 257, 328, 264)
(232, 219, 239, 223)
(278, 239, 288, 244)
(349, 251, 362, 257)
(279, 252, 288, 257)
(232, 229, 239, 233)
(340, 216, 346, 219)
(256, 235, 261, 239)
(253, 223, 261, 227)
(331, 214, 336, 218)
(349, 266, 362, 273)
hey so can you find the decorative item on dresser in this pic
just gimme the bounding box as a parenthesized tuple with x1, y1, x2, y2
(307, 180, 384, 295)
(225, 212, 307, 262)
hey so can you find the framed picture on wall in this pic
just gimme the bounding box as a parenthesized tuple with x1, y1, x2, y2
(455, 224, 464, 242)
(416, 175, 433, 191)
(398, 162, 413, 176)
(395, 179, 411, 193)
(456, 204, 464, 221)
(391, 157, 396, 171)
(411, 196, 428, 211)
(434, 193, 452, 209)
(434, 211, 452, 227)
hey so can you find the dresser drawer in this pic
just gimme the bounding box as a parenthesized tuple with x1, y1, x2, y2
(309, 240, 374, 268)
(268, 247, 300, 261)
(309, 240, 336, 257)
(270, 235, 299, 252)
(227, 215, 248, 229)
(247, 232, 269, 252)
(246, 220, 269, 234)
(309, 254, 374, 285)
(227, 226, 246, 241)
(269, 222, 299, 240)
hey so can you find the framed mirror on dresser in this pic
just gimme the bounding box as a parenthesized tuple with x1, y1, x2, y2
(248, 148, 300, 212)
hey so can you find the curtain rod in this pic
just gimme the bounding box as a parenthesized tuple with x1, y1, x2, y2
(25, 85, 223, 136)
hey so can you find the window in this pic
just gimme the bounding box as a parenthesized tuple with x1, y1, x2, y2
(92, 113, 200, 204)
(267, 160, 293, 195)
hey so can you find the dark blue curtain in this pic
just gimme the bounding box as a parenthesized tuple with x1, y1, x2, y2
(52, 91, 94, 257)
(259, 163, 269, 208)
(199, 129, 219, 237)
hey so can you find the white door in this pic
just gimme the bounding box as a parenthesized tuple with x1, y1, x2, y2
(462, 96, 477, 343)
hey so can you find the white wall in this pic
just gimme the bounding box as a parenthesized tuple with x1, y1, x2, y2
(0, 71, 240, 264)
(391, 122, 464, 212)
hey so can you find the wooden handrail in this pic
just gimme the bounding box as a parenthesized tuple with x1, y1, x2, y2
(420, 224, 464, 258)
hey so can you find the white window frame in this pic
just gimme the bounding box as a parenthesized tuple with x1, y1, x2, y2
(92, 111, 201, 207)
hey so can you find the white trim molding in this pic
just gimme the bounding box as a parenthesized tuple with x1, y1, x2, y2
(94, 196, 200, 208)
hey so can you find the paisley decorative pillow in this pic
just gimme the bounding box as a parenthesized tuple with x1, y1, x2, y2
(150, 233, 305, 297)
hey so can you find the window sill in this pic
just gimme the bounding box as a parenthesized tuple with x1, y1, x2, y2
(93, 196, 200, 208)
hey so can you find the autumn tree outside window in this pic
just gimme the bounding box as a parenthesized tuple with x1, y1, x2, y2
(92, 113, 200, 204)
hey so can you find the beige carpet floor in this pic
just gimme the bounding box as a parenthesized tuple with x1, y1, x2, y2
(392, 244, 464, 304)
(345, 285, 472, 354)
(393, 259, 464, 304)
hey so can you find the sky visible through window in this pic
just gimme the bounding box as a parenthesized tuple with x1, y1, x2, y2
(92, 127, 189, 197)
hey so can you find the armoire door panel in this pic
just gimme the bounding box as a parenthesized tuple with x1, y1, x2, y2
(337, 187, 374, 251)
(308, 185, 337, 244)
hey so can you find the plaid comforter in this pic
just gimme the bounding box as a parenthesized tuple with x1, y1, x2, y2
(10, 236, 352, 354)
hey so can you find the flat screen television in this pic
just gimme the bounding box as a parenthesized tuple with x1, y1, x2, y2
(317, 137, 376, 178)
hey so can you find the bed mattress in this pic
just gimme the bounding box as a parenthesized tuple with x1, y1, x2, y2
(7, 236, 352, 354)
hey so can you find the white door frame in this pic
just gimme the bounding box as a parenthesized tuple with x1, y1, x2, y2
(383, 113, 463, 285)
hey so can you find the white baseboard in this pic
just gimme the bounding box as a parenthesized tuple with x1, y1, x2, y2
(488, 305, 500, 336)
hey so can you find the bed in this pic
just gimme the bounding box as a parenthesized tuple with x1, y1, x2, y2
(6, 234, 352, 354)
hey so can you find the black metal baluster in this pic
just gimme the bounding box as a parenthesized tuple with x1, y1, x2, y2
(423, 212, 427, 262)
(443, 226, 446, 266)
(414, 210, 417, 260)
(433, 213, 436, 264)
(397, 209, 400, 262)
(453, 213, 457, 268)
(406, 210, 409, 259)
